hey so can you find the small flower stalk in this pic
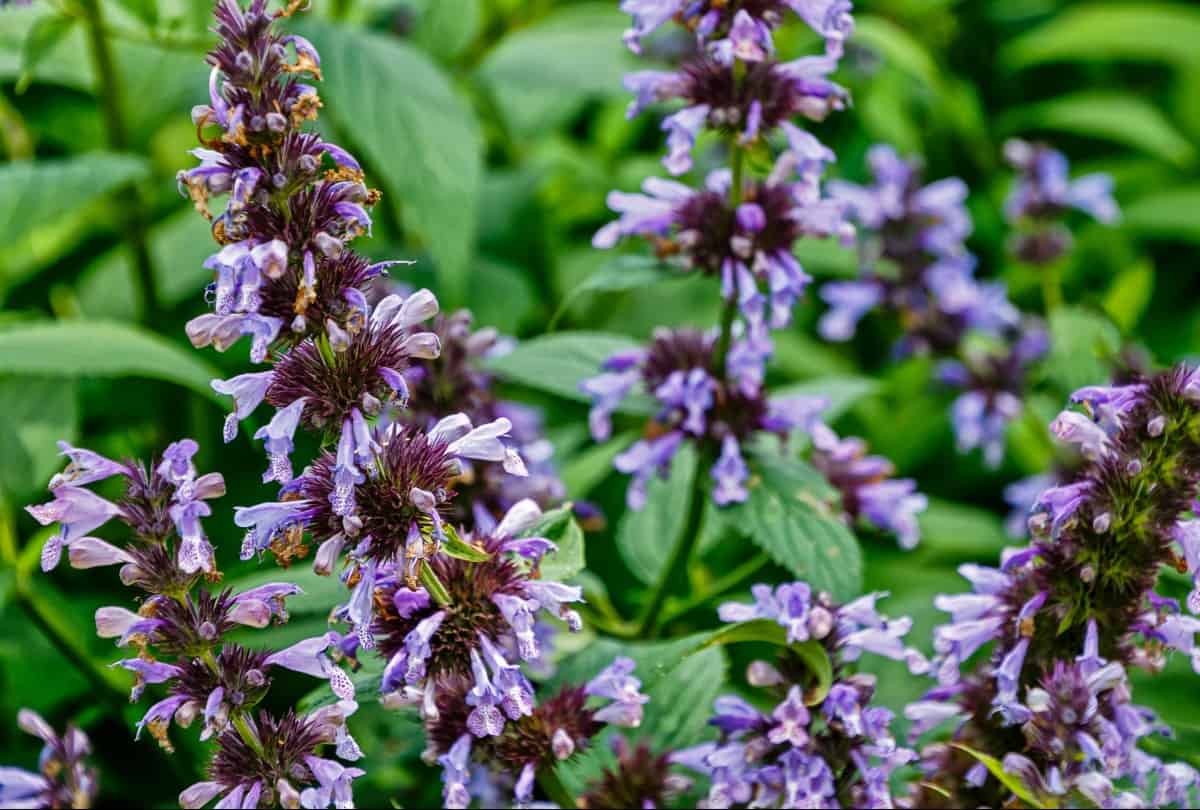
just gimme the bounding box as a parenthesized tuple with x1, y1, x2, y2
(907, 366, 1200, 807)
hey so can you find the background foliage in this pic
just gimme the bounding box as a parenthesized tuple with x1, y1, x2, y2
(1, 0, 1199, 804)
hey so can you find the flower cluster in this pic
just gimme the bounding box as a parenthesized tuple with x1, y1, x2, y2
(0, 709, 98, 809)
(427, 656, 649, 808)
(26, 440, 364, 809)
(582, 326, 927, 545)
(1005, 138, 1120, 265)
(906, 366, 1200, 807)
(676, 582, 925, 808)
(820, 144, 1054, 468)
(598, 0, 857, 339)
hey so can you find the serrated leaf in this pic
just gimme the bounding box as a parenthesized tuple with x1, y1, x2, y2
(1001, 92, 1195, 167)
(690, 618, 833, 705)
(769, 376, 877, 422)
(0, 154, 150, 262)
(550, 255, 682, 329)
(1004, 3, 1200, 70)
(560, 432, 631, 497)
(297, 20, 482, 308)
(726, 446, 861, 600)
(1045, 307, 1120, 393)
(1122, 186, 1200, 242)
(616, 443, 697, 585)
(485, 331, 654, 412)
(951, 744, 1048, 808)
(0, 321, 223, 402)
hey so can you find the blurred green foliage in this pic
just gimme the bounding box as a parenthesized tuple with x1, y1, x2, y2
(2, 0, 1200, 805)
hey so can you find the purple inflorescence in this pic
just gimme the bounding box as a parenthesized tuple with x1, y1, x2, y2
(906, 367, 1200, 808)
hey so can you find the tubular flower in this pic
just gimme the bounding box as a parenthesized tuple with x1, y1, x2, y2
(908, 367, 1200, 808)
(0, 709, 98, 809)
(677, 583, 924, 808)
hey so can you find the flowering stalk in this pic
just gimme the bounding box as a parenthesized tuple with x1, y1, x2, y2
(676, 582, 928, 807)
(0, 709, 99, 808)
(907, 367, 1200, 807)
(25, 439, 364, 808)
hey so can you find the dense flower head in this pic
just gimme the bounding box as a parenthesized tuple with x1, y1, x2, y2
(582, 326, 827, 509)
(364, 501, 582, 733)
(938, 324, 1050, 469)
(181, 707, 364, 810)
(809, 422, 928, 548)
(1005, 138, 1120, 265)
(620, 0, 854, 58)
(579, 736, 692, 809)
(907, 365, 1200, 807)
(822, 144, 1019, 354)
(426, 657, 649, 808)
(181, 0, 398, 363)
(26, 439, 224, 581)
(595, 143, 851, 333)
(676, 583, 924, 808)
(387, 306, 566, 520)
(0, 709, 98, 809)
(209, 287, 440, 483)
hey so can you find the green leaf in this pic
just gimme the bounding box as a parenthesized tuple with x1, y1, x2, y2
(726, 445, 861, 600)
(853, 15, 941, 88)
(918, 498, 1011, 558)
(1045, 307, 1121, 393)
(440, 525, 492, 563)
(0, 321, 224, 402)
(478, 3, 637, 135)
(1122, 186, 1200, 242)
(769, 376, 878, 422)
(404, 0, 480, 59)
(0, 154, 150, 263)
(1102, 259, 1155, 332)
(485, 331, 653, 412)
(77, 209, 216, 320)
(616, 443, 697, 586)
(298, 20, 482, 308)
(0, 376, 78, 500)
(560, 432, 631, 497)
(1001, 92, 1195, 167)
(522, 504, 587, 581)
(550, 255, 681, 329)
(113, 0, 159, 28)
(951, 744, 1048, 809)
(690, 619, 833, 705)
(17, 13, 74, 94)
(1004, 3, 1200, 70)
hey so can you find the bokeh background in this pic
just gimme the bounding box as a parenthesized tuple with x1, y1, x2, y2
(1, 0, 1199, 805)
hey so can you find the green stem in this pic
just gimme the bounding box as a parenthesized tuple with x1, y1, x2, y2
(419, 559, 453, 607)
(1039, 257, 1063, 315)
(0, 90, 32, 160)
(636, 457, 709, 638)
(231, 711, 266, 758)
(79, 0, 161, 327)
(660, 551, 769, 626)
(536, 766, 575, 809)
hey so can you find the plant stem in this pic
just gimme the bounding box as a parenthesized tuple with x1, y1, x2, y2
(636, 456, 709, 638)
(536, 766, 575, 809)
(419, 559, 453, 607)
(1039, 257, 1063, 315)
(231, 711, 266, 758)
(660, 551, 769, 626)
(79, 0, 161, 327)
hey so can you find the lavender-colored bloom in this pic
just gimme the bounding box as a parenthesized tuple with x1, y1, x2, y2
(26, 485, 123, 571)
(586, 657, 650, 727)
(1, 710, 98, 809)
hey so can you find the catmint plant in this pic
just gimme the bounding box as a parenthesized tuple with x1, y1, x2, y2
(0, 709, 98, 808)
(25, 439, 364, 809)
(906, 367, 1200, 807)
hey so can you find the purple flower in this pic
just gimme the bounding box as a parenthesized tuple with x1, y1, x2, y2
(585, 657, 649, 727)
(25, 485, 123, 571)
